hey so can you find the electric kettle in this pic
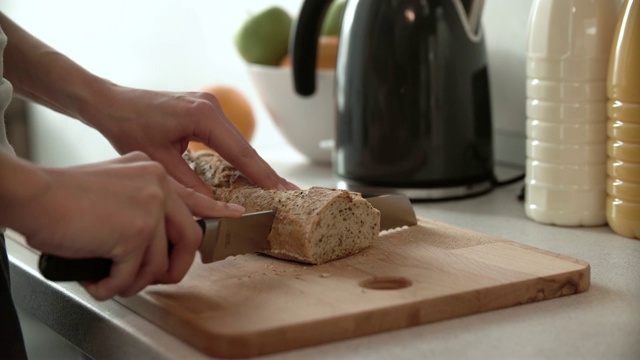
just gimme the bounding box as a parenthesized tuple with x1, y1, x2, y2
(292, 0, 494, 200)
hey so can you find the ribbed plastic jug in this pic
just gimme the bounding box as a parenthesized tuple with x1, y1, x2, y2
(525, 0, 618, 226)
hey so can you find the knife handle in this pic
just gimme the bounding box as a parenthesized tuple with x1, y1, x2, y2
(38, 220, 206, 282)
(38, 255, 112, 282)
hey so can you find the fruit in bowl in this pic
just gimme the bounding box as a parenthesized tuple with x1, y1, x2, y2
(235, 2, 345, 164)
(188, 85, 256, 152)
(235, 2, 344, 67)
(235, 6, 292, 66)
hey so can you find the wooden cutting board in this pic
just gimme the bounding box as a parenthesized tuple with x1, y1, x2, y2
(118, 217, 590, 358)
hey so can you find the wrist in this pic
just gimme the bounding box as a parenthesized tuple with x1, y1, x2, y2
(0, 153, 51, 232)
(72, 74, 120, 130)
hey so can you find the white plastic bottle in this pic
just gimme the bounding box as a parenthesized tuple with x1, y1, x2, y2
(525, 0, 619, 226)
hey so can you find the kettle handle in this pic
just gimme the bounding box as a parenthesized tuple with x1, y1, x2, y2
(291, 0, 334, 96)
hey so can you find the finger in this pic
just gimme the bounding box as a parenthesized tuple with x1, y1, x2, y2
(119, 223, 169, 297)
(155, 179, 203, 284)
(151, 147, 216, 198)
(155, 221, 199, 285)
(170, 177, 245, 218)
(193, 100, 298, 191)
(211, 131, 295, 190)
(115, 151, 151, 163)
(82, 251, 145, 301)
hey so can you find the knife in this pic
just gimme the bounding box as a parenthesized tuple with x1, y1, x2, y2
(38, 210, 276, 282)
(38, 194, 417, 282)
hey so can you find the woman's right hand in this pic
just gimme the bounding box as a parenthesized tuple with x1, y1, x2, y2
(13, 151, 244, 301)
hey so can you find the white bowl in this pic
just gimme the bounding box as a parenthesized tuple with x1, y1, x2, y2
(248, 64, 335, 164)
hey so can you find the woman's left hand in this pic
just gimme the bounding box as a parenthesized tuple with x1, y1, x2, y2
(84, 85, 298, 197)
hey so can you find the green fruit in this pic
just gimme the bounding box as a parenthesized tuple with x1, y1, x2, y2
(321, 0, 346, 36)
(235, 6, 293, 66)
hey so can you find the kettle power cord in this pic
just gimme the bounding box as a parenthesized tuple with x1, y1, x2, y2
(491, 172, 525, 187)
(490, 170, 526, 201)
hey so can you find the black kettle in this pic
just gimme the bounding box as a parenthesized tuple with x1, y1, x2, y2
(292, 0, 494, 200)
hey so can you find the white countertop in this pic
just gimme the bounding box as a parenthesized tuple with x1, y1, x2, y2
(8, 143, 640, 360)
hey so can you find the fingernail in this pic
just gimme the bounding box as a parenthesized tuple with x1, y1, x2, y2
(277, 180, 299, 191)
(226, 203, 245, 213)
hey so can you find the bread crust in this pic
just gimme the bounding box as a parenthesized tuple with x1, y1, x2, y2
(183, 150, 380, 264)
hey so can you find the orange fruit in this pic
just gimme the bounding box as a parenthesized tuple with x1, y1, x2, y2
(279, 54, 290, 67)
(316, 36, 339, 69)
(188, 85, 256, 152)
(202, 85, 256, 141)
(187, 141, 214, 153)
(280, 35, 339, 69)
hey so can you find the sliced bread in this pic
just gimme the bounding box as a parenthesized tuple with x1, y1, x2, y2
(183, 150, 381, 264)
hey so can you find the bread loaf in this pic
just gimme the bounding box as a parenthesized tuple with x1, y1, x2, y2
(183, 150, 381, 264)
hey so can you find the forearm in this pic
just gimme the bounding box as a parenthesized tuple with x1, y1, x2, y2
(0, 12, 114, 127)
(0, 151, 49, 231)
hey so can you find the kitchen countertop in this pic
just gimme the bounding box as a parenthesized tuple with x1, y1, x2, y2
(7, 144, 640, 360)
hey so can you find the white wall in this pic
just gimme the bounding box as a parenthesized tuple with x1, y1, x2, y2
(483, 0, 533, 166)
(1, 0, 541, 168)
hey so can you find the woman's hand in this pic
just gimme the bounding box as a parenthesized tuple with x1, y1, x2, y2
(82, 85, 298, 197)
(10, 152, 244, 301)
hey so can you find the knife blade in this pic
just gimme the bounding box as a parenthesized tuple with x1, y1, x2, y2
(366, 194, 418, 231)
(38, 210, 275, 282)
(198, 210, 275, 263)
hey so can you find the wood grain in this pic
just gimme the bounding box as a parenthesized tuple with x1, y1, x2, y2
(118, 217, 590, 358)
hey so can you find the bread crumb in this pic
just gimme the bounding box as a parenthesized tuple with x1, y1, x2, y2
(380, 225, 410, 236)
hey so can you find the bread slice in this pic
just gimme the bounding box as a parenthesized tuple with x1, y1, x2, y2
(183, 150, 381, 264)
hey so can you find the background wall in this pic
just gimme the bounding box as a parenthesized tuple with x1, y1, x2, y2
(0, 0, 538, 168)
(483, 0, 533, 166)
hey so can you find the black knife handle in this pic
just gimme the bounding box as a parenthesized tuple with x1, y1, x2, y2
(39, 254, 112, 282)
(39, 220, 206, 282)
